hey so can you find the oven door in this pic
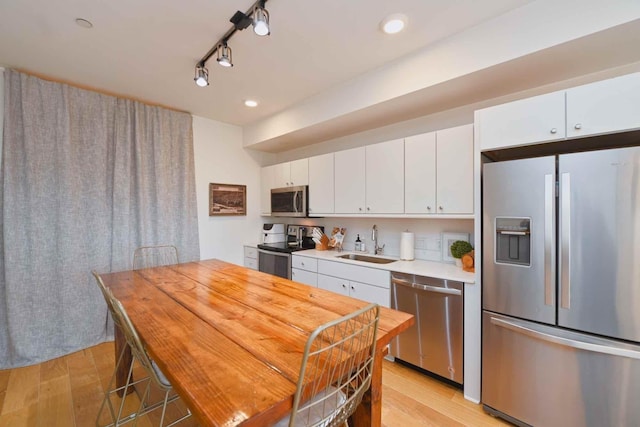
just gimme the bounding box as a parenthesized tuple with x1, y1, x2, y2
(271, 186, 307, 217)
(258, 249, 291, 279)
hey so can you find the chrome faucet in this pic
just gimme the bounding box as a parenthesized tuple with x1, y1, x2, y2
(371, 224, 385, 255)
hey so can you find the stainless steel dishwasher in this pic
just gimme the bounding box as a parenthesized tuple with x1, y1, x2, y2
(390, 272, 463, 385)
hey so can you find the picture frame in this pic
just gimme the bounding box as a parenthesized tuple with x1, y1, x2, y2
(441, 232, 470, 263)
(209, 183, 246, 216)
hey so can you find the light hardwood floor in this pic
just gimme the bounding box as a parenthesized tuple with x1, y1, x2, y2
(0, 342, 509, 426)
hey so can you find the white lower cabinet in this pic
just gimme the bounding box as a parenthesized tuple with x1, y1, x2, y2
(291, 255, 318, 287)
(317, 259, 390, 307)
(317, 274, 389, 308)
(317, 274, 349, 295)
(291, 268, 318, 286)
(348, 280, 389, 308)
(243, 246, 258, 270)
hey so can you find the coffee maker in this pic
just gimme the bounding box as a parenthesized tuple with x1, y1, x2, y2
(286, 225, 321, 249)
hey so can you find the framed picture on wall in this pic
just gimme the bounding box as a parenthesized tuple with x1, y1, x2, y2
(209, 183, 246, 216)
(441, 232, 470, 263)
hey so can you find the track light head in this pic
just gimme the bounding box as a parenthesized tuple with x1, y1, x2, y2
(194, 65, 209, 87)
(253, 5, 270, 36)
(217, 43, 233, 67)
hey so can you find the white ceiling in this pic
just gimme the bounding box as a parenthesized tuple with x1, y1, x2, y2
(0, 0, 533, 128)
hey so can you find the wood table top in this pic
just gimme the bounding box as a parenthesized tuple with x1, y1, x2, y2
(101, 259, 414, 427)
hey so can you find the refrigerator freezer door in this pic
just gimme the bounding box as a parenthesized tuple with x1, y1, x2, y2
(559, 147, 640, 342)
(483, 156, 556, 324)
(483, 311, 640, 427)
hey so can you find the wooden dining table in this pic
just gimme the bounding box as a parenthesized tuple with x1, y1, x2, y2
(100, 258, 414, 427)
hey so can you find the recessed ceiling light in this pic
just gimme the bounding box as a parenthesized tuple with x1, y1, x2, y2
(380, 13, 407, 34)
(244, 100, 258, 108)
(75, 18, 93, 29)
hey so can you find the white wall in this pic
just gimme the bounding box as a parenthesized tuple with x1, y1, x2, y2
(193, 115, 265, 265)
(245, 0, 640, 147)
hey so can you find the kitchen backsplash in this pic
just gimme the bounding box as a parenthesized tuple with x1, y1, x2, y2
(280, 217, 474, 263)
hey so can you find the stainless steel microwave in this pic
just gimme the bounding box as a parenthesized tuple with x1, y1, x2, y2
(271, 185, 308, 217)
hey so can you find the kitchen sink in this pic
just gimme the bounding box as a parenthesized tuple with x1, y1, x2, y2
(336, 254, 397, 264)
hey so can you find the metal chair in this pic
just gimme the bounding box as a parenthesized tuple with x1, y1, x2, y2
(275, 303, 380, 427)
(132, 245, 179, 270)
(93, 271, 191, 427)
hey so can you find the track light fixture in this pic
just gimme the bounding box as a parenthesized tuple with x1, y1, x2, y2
(194, 64, 209, 87)
(252, 5, 270, 36)
(217, 43, 233, 67)
(194, 0, 270, 87)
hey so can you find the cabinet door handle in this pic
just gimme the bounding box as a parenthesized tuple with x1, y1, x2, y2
(358, 207, 362, 212)
(427, 206, 431, 210)
(438, 206, 443, 210)
(341, 284, 347, 288)
(366, 207, 370, 211)
(574, 123, 582, 130)
(350, 285, 355, 290)
(550, 128, 557, 134)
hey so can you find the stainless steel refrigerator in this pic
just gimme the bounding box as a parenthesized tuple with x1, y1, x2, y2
(482, 147, 640, 427)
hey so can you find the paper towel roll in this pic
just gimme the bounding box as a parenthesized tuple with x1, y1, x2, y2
(400, 231, 415, 261)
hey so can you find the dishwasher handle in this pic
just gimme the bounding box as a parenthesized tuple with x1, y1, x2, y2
(392, 277, 462, 296)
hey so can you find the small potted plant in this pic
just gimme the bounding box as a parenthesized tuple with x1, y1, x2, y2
(450, 240, 473, 267)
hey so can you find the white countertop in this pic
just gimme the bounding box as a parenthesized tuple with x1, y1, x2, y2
(293, 249, 475, 284)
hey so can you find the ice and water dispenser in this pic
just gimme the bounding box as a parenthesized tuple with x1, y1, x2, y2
(494, 218, 531, 266)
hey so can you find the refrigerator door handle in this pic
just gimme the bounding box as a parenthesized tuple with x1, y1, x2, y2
(560, 172, 571, 309)
(544, 174, 554, 306)
(491, 316, 640, 360)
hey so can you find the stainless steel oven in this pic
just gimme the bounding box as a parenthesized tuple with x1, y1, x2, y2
(257, 225, 322, 280)
(270, 186, 307, 217)
(257, 249, 291, 279)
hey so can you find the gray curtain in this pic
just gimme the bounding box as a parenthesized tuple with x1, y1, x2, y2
(0, 69, 200, 369)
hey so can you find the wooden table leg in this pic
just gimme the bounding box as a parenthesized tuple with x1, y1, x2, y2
(351, 346, 385, 427)
(115, 324, 134, 397)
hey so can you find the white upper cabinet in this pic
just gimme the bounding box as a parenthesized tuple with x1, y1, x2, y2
(308, 153, 334, 215)
(334, 147, 366, 213)
(365, 139, 404, 214)
(436, 124, 474, 214)
(476, 72, 640, 151)
(566, 72, 640, 138)
(476, 91, 566, 151)
(405, 125, 473, 215)
(272, 159, 309, 188)
(289, 158, 309, 186)
(260, 165, 275, 215)
(272, 163, 290, 188)
(405, 132, 436, 214)
(334, 140, 405, 214)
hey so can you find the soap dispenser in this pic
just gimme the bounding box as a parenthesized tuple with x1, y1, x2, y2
(355, 234, 362, 251)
